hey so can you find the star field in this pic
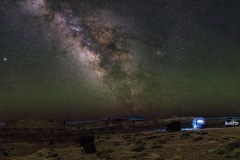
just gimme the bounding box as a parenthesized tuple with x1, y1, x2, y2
(0, 0, 240, 120)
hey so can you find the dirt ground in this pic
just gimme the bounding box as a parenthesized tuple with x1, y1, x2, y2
(1, 126, 240, 160)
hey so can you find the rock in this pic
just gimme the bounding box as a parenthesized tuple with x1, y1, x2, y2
(75, 135, 95, 146)
(83, 143, 96, 154)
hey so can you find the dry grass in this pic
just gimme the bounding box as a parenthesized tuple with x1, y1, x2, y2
(1, 127, 240, 160)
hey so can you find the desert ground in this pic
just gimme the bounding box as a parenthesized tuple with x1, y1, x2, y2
(1, 118, 240, 160)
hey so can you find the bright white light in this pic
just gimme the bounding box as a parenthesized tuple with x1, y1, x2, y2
(3, 57, 7, 61)
(197, 120, 204, 123)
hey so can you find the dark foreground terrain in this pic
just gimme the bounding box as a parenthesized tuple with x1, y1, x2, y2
(1, 118, 240, 160)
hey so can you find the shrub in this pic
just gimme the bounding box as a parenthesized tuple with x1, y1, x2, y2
(151, 143, 163, 149)
(83, 143, 96, 154)
(146, 135, 158, 140)
(51, 153, 59, 157)
(75, 135, 95, 146)
(154, 155, 165, 160)
(134, 139, 144, 145)
(164, 134, 174, 141)
(1, 151, 8, 157)
(37, 152, 43, 157)
(193, 136, 203, 141)
(221, 136, 237, 141)
(196, 131, 208, 135)
(225, 154, 235, 159)
(0, 148, 8, 157)
(131, 144, 145, 152)
(97, 149, 113, 156)
(233, 148, 240, 157)
(157, 138, 167, 144)
(75, 135, 96, 154)
(46, 153, 58, 158)
(214, 147, 227, 155)
(172, 155, 183, 160)
(96, 134, 100, 139)
(226, 139, 240, 151)
(48, 140, 54, 145)
(180, 132, 191, 139)
(105, 136, 111, 139)
(112, 141, 120, 146)
(123, 134, 132, 140)
(130, 152, 148, 159)
(134, 133, 142, 137)
(167, 121, 181, 132)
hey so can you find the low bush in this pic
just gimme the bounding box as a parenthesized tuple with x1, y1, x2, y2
(151, 143, 163, 149)
(221, 136, 237, 141)
(0, 148, 8, 157)
(1, 151, 8, 157)
(75, 135, 95, 146)
(226, 139, 240, 151)
(112, 141, 120, 146)
(75, 135, 96, 154)
(130, 152, 148, 159)
(180, 132, 191, 139)
(83, 143, 96, 154)
(46, 152, 58, 158)
(233, 148, 240, 157)
(157, 138, 167, 144)
(214, 147, 227, 155)
(154, 155, 165, 160)
(193, 136, 203, 141)
(172, 155, 184, 160)
(134, 139, 144, 145)
(97, 149, 113, 156)
(123, 134, 132, 140)
(196, 131, 208, 135)
(167, 121, 181, 132)
(146, 135, 158, 140)
(131, 144, 145, 152)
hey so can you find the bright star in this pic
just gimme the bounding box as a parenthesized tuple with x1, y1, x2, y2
(3, 57, 7, 61)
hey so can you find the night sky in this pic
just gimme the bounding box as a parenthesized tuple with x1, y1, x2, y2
(0, 0, 240, 120)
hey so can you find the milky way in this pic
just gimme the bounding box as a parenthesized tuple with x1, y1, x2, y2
(15, 0, 145, 110)
(1, 0, 240, 120)
(17, 0, 134, 81)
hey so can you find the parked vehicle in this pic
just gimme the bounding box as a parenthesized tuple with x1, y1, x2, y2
(192, 117, 205, 129)
(225, 119, 239, 127)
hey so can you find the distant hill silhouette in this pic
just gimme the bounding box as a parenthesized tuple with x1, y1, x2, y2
(4, 118, 71, 129)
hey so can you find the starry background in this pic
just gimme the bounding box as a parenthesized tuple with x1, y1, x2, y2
(0, 0, 240, 120)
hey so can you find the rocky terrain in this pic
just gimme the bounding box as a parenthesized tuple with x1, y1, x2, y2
(0, 118, 240, 160)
